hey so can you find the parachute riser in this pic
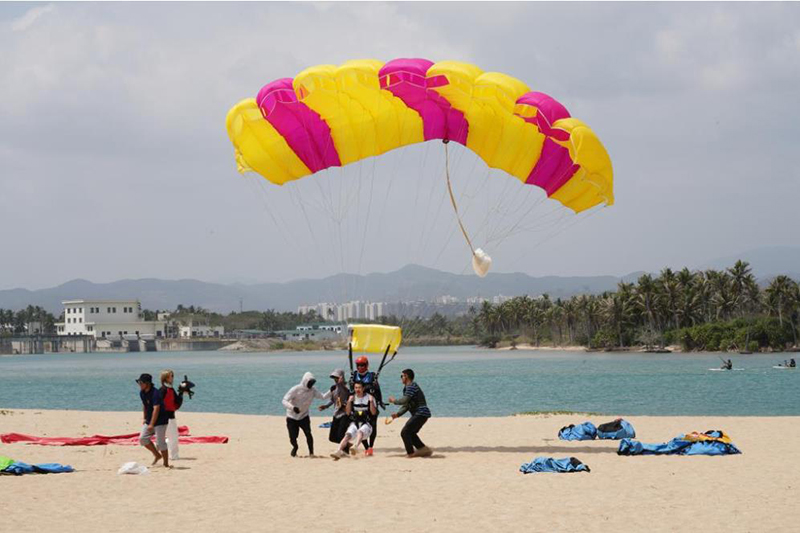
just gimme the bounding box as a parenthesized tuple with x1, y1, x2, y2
(375, 344, 393, 380)
(348, 342, 354, 391)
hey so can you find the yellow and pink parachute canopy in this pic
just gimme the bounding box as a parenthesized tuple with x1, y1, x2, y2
(226, 58, 613, 214)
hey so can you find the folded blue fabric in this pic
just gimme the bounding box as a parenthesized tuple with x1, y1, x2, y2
(596, 419, 636, 440)
(558, 422, 597, 441)
(2, 461, 74, 475)
(318, 421, 332, 429)
(520, 457, 590, 474)
(618, 433, 742, 456)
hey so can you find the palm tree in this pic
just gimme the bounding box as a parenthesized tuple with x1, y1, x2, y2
(561, 299, 578, 345)
(659, 268, 681, 330)
(524, 302, 545, 346)
(765, 276, 799, 345)
(635, 274, 660, 347)
(602, 290, 632, 347)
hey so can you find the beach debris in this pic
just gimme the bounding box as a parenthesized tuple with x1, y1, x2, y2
(117, 462, 150, 475)
(617, 430, 742, 456)
(1, 455, 74, 475)
(520, 457, 590, 474)
(558, 419, 635, 441)
(558, 422, 597, 441)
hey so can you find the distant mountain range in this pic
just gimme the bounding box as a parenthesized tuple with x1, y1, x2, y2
(0, 264, 644, 314)
(2, 245, 798, 314)
(697, 246, 800, 280)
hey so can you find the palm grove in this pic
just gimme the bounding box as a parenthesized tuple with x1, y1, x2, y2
(458, 261, 799, 352)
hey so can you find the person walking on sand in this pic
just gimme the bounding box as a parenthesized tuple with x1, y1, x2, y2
(282, 372, 325, 457)
(330, 381, 377, 460)
(137, 373, 171, 467)
(319, 369, 350, 446)
(159, 369, 184, 460)
(388, 369, 432, 458)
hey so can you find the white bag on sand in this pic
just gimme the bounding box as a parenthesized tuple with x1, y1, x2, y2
(118, 462, 149, 475)
(166, 418, 180, 460)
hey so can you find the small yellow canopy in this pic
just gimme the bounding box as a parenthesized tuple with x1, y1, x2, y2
(349, 324, 402, 354)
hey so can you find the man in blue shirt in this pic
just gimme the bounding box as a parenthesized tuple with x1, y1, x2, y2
(137, 373, 171, 467)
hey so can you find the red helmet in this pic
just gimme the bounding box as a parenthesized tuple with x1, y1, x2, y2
(355, 356, 369, 367)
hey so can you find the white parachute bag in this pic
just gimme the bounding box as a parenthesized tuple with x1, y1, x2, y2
(472, 248, 492, 278)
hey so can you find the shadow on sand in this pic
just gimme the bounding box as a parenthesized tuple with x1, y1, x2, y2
(379, 445, 618, 455)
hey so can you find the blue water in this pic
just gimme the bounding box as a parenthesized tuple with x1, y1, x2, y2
(0, 347, 797, 417)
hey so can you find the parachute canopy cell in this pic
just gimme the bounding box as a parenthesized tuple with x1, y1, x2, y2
(349, 324, 402, 354)
(226, 58, 613, 213)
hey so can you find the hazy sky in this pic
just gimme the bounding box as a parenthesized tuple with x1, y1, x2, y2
(1, 2, 799, 290)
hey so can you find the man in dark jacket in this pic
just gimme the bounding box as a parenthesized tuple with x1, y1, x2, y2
(388, 368, 432, 458)
(137, 373, 171, 467)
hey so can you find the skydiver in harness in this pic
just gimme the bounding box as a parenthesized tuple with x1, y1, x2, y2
(352, 355, 383, 455)
(330, 381, 377, 460)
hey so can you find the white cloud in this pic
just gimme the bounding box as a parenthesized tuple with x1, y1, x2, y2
(11, 4, 54, 32)
(655, 30, 683, 65)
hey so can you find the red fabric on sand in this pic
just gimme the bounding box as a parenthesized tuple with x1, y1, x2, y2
(1, 426, 229, 446)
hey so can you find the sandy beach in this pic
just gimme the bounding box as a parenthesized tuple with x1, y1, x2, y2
(2, 409, 798, 532)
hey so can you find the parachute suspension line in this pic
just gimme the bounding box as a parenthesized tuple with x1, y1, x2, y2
(444, 141, 475, 255)
(413, 143, 448, 264)
(444, 141, 492, 277)
(431, 152, 487, 266)
(356, 155, 378, 277)
(405, 141, 432, 261)
(246, 178, 300, 258)
(505, 203, 605, 269)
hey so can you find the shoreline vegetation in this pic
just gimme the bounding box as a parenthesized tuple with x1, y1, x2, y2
(3, 261, 798, 355)
(215, 260, 798, 354)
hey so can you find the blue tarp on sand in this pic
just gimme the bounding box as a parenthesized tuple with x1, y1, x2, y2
(2, 461, 74, 475)
(558, 422, 597, 441)
(617, 430, 742, 456)
(596, 419, 636, 440)
(520, 457, 590, 474)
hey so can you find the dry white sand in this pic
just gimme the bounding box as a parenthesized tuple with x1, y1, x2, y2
(2, 410, 798, 532)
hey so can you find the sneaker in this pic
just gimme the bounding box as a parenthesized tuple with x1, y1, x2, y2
(365, 448, 374, 457)
(415, 446, 433, 457)
(349, 447, 358, 456)
(290, 446, 298, 457)
(330, 450, 346, 461)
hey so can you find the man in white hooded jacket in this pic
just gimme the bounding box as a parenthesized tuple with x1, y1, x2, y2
(282, 372, 325, 457)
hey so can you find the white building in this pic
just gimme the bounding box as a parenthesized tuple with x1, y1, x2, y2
(55, 300, 166, 339)
(295, 323, 345, 335)
(299, 301, 387, 322)
(179, 325, 225, 338)
(364, 302, 384, 320)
